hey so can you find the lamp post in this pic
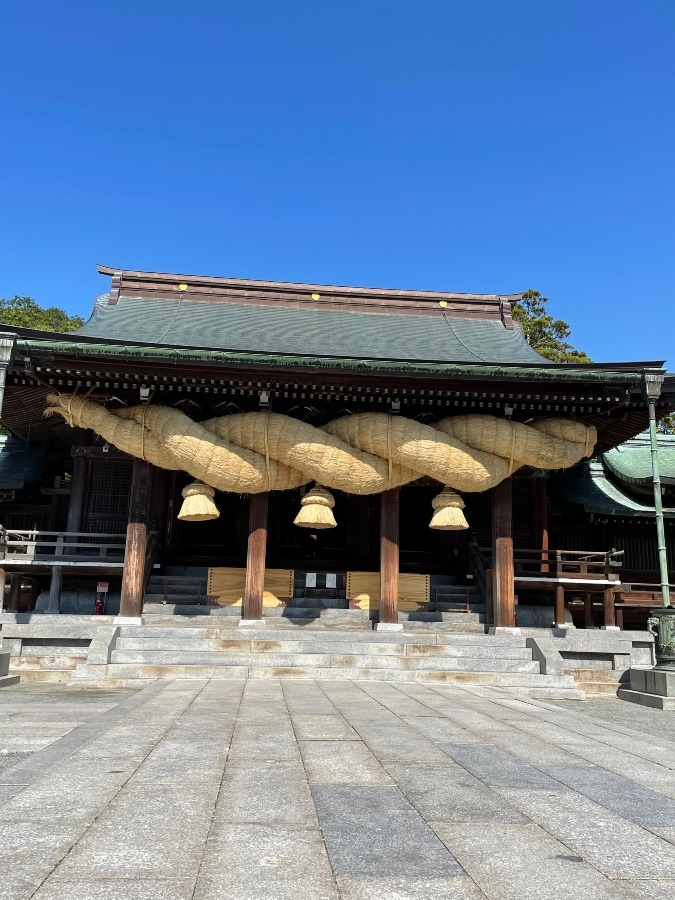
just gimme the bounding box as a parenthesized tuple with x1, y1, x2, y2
(644, 371, 675, 668)
(644, 371, 670, 607)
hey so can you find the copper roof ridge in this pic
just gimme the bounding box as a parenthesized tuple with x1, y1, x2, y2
(97, 264, 522, 304)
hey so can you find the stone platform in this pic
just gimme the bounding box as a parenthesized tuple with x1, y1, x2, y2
(620, 667, 675, 709)
(2, 679, 675, 899)
(0, 614, 656, 702)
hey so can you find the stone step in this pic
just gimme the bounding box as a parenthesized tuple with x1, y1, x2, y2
(74, 662, 577, 690)
(109, 650, 541, 673)
(0, 674, 20, 688)
(10, 655, 82, 672)
(145, 595, 209, 605)
(114, 637, 533, 659)
(399, 611, 486, 623)
(432, 603, 486, 613)
(564, 667, 625, 697)
(7, 668, 73, 683)
(117, 625, 526, 646)
(283, 598, 348, 609)
(138, 610, 490, 632)
(146, 581, 206, 590)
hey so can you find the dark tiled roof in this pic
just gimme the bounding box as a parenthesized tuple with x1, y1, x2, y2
(73, 294, 549, 366)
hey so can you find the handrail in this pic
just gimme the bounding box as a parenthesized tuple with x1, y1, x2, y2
(620, 581, 675, 591)
(143, 531, 159, 596)
(468, 542, 488, 602)
(0, 528, 126, 562)
(480, 547, 624, 561)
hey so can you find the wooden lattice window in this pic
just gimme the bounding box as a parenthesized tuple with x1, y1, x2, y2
(84, 461, 132, 534)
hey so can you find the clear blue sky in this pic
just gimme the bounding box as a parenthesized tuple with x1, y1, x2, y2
(1, 1, 674, 364)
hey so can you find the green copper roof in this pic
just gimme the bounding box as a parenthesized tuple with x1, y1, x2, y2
(72, 295, 550, 366)
(555, 460, 675, 519)
(602, 434, 675, 487)
(16, 336, 646, 384)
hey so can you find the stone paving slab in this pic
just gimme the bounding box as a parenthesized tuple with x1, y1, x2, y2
(4, 678, 675, 898)
(312, 785, 462, 877)
(433, 822, 631, 900)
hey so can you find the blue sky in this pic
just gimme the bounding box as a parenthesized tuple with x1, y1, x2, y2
(1, 1, 674, 364)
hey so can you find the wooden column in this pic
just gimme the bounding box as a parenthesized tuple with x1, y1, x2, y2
(533, 476, 549, 573)
(583, 592, 593, 628)
(491, 478, 516, 628)
(0, 568, 6, 614)
(554, 584, 566, 627)
(603, 588, 616, 629)
(119, 459, 150, 619)
(379, 488, 400, 625)
(243, 492, 269, 621)
(46, 567, 63, 614)
(66, 454, 88, 534)
(7, 574, 21, 611)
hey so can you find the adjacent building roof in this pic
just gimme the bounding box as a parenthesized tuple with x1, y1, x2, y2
(554, 460, 675, 519)
(603, 434, 675, 487)
(555, 433, 675, 518)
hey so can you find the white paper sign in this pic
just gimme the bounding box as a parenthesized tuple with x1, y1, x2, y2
(305, 573, 317, 588)
(96, 582, 109, 593)
(326, 573, 337, 589)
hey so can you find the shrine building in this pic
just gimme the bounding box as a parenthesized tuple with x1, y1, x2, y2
(0, 265, 673, 647)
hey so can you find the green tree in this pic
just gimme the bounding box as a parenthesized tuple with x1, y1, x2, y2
(0, 296, 84, 332)
(511, 289, 591, 363)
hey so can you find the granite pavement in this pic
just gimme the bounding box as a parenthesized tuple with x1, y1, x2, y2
(2, 679, 675, 899)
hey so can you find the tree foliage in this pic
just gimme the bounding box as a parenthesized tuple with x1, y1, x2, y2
(0, 296, 84, 332)
(511, 289, 591, 363)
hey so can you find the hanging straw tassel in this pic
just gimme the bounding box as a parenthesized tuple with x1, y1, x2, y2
(429, 487, 468, 530)
(178, 482, 220, 522)
(294, 484, 337, 529)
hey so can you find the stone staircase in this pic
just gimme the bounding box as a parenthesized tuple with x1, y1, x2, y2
(143, 567, 488, 631)
(73, 621, 583, 699)
(564, 667, 626, 698)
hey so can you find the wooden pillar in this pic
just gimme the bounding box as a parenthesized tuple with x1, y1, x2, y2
(7, 574, 21, 611)
(46, 567, 63, 614)
(119, 459, 150, 619)
(491, 478, 515, 628)
(66, 454, 88, 534)
(554, 584, 566, 627)
(603, 588, 616, 629)
(533, 476, 549, 573)
(379, 488, 400, 625)
(583, 592, 593, 628)
(243, 492, 269, 621)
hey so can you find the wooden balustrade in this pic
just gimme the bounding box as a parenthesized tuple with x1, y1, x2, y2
(0, 529, 127, 563)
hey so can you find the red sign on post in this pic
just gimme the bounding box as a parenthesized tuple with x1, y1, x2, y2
(97, 582, 109, 593)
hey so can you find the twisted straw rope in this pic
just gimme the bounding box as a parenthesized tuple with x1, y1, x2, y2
(45, 394, 596, 496)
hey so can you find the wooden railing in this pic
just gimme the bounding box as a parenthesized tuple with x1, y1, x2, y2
(468, 543, 488, 600)
(143, 532, 160, 595)
(0, 529, 127, 563)
(479, 547, 624, 581)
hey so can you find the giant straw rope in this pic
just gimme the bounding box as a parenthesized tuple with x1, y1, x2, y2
(46, 393, 596, 496)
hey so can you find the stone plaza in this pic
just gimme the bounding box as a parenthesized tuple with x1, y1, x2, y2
(2, 679, 675, 899)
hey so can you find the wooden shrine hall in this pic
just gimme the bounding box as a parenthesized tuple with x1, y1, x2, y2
(0, 266, 673, 631)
